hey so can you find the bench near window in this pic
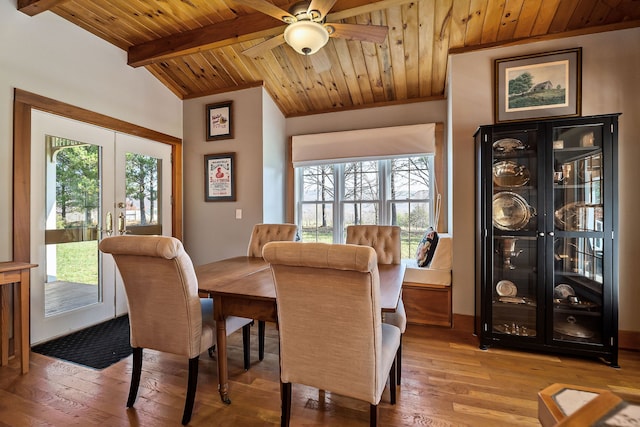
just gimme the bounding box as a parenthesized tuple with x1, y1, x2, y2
(401, 234, 452, 327)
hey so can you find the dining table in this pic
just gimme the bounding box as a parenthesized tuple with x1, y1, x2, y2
(196, 256, 406, 404)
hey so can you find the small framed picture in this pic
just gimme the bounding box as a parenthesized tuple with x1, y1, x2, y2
(204, 152, 236, 202)
(206, 101, 233, 140)
(494, 48, 582, 123)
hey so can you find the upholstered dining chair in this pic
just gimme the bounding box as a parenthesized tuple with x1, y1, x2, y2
(246, 223, 298, 360)
(99, 235, 254, 425)
(263, 241, 401, 427)
(346, 225, 407, 385)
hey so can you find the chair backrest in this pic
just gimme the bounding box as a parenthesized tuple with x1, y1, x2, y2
(99, 235, 208, 359)
(247, 223, 298, 257)
(346, 225, 401, 265)
(262, 241, 386, 404)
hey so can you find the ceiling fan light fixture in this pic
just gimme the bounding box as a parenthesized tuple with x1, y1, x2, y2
(284, 20, 329, 55)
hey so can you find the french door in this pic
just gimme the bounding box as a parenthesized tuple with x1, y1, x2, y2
(30, 110, 172, 344)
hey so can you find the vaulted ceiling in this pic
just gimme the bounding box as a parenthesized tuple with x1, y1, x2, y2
(18, 0, 640, 117)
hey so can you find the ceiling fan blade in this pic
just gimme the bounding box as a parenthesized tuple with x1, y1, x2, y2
(234, 0, 296, 23)
(326, 23, 388, 44)
(242, 34, 286, 57)
(307, 0, 338, 20)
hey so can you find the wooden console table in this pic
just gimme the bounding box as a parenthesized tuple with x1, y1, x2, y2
(0, 262, 36, 374)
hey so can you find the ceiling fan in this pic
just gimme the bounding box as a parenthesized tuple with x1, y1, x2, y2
(237, 0, 389, 57)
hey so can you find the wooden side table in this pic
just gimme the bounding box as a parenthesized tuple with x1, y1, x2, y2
(539, 383, 640, 426)
(0, 262, 37, 374)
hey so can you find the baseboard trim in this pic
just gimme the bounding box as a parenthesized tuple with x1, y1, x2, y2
(451, 314, 639, 351)
(452, 314, 475, 333)
(619, 330, 640, 351)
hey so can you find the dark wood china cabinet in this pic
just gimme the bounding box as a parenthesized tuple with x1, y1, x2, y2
(475, 114, 620, 366)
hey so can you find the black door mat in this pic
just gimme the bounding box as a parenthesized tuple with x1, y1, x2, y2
(32, 315, 132, 370)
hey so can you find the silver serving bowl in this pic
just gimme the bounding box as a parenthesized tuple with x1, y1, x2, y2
(493, 160, 530, 187)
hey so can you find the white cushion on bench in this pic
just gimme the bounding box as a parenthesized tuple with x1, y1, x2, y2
(402, 233, 452, 286)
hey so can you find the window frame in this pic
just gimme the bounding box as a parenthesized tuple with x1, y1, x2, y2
(295, 156, 436, 251)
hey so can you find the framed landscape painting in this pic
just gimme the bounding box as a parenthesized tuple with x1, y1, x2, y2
(494, 48, 581, 123)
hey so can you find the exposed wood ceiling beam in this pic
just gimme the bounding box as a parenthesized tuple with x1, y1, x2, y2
(127, 0, 416, 68)
(128, 12, 285, 68)
(17, 0, 68, 16)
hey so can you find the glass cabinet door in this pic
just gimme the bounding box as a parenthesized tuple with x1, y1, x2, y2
(489, 128, 539, 338)
(551, 123, 605, 345)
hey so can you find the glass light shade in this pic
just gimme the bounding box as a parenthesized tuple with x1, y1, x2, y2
(284, 21, 329, 55)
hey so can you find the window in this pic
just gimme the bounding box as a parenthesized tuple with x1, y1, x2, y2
(296, 155, 435, 258)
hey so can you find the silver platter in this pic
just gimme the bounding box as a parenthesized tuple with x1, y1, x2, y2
(492, 192, 533, 231)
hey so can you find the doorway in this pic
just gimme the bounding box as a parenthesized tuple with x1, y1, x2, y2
(29, 110, 172, 344)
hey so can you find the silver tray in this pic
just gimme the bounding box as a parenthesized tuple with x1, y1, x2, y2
(554, 202, 603, 231)
(493, 138, 526, 153)
(492, 192, 534, 231)
(493, 160, 530, 187)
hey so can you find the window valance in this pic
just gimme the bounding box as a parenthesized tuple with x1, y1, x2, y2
(291, 123, 436, 167)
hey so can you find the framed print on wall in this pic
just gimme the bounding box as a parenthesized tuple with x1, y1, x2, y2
(206, 101, 233, 140)
(204, 152, 236, 202)
(494, 48, 582, 123)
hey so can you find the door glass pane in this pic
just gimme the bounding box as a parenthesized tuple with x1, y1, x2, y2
(490, 128, 538, 338)
(552, 124, 605, 345)
(124, 153, 163, 235)
(44, 136, 101, 316)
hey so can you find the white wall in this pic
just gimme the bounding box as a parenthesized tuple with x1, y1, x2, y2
(183, 87, 287, 265)
(449, 27, 640, 332)
(262, 91, 287, 223)
(0, 1, 182, 262)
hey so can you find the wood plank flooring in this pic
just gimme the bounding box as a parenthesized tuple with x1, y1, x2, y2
(1, 323, 638, 426)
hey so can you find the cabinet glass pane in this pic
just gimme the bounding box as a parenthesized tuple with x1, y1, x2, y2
(552, 123, 605, 346)
(489, 128, 539, 338)
(491, 129, 538, 233)
(553, 237, 603, 344)
(553, 125, 603, 232)
(491, 235, 537, 337)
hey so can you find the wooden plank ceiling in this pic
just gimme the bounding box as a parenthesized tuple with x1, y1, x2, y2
(18, 0, 640, 117)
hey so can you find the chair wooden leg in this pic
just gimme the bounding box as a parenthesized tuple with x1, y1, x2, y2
(182, 356, 199, 425)
(281, 382, 292, 427)
(389, 355, 397, 405)
(258, 320, 265, 361)
(397, 335, 402, 385)
(242, 323, 251, 370)
(370, 403, 378, 427)
(127, 347, 143, 408)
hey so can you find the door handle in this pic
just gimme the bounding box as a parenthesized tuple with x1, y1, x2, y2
(105, 212, 113, 236)
(118, 212, 126, 235)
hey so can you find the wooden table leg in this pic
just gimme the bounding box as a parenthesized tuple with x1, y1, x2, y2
(0, 285, 9, 367)
(216, 316, 230, 404)
(17, 270, 30, 374)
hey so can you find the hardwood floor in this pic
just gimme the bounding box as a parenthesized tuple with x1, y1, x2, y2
(1, 323, 638, 426)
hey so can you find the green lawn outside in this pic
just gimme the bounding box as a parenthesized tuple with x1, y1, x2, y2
(56, 240, 99, 285)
